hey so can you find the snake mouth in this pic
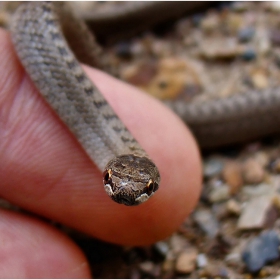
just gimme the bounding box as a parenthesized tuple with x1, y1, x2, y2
(111, 193, 140, 206)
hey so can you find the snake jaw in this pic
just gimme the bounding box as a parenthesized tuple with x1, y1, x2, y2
(104, 184, 114, 197)
(103, 154, 160, 206)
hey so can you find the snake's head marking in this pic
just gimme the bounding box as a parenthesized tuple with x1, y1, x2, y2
(103, 154, 160, 206)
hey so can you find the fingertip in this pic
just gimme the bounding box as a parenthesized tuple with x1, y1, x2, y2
(0, 209, 91, 278)
(86, 68, 202, 245)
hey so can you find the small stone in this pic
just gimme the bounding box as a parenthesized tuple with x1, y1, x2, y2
(115, 42, 132, 58)
(212, 202, 228, 220)
(200, 13, 220, 33)
(238, 27, 255, 43)
(193, 209, 219, 238)
(226, 199, 241, 215)
(169, 234, 189, 254)
(250, 69, 268, 89)
(237, 195, 274, 230)
(200, 38, 240, 60)
(256, 28, 271, 55)
(196, 253, 208, 268)
(162, 257, 174, 273)
(138, 261, 154, 274)
(241, 49, 256, 61)
(154, 241, 169, 258)
(203, 157, 224, 177)
(254, 151, 269, 168)
(225, 14, 243, 33)
(208, 184, 230, 203)
(222, 161, 243, 194)
(175, 248, 198, 274)
(242, 230, 280, 273)
(242, 158, 265, 185)
(225, 252, 242, 266)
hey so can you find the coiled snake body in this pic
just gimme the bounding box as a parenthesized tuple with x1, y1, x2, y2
(10, 2, 280, 206)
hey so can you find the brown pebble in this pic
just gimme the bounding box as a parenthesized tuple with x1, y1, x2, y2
(242, 158, 265, 184)
(222, 161, 243, 194)
(169, 234, 189, 254)
(141, 58, 201, 100)
(175, 248, 198, 274)
(250, 68, 268, 89)
(226, 199, 241, 215)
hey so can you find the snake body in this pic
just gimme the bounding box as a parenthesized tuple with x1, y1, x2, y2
(9, 2, 280, 205)
(10, 2, 160, 206)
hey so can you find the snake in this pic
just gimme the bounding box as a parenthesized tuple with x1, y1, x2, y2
(9, 2, 280, 206)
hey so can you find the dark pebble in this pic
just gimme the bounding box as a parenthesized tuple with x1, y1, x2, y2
(192, 13, 204, 27)
(241, 49, 256, 61)
(115, 42, 132, 58)
(238, 27, 255, 42)
(242, 230, 280, 273)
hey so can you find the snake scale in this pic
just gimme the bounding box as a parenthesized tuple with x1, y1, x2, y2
(9, 2, 280, 206)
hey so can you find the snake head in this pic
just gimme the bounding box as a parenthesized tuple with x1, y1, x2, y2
(103, 154, 160, 206)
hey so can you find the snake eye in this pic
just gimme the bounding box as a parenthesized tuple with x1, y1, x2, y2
(103, 169, 112, 185)
(146, 179, 157, 195)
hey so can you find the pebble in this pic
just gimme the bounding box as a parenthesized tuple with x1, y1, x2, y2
(226, 199, 241, 215)
(193, 209, 220, 238)
(175, 248, 198, 274)
(250, 69, 268, 89)
(238, 27, 255, 42)
(162, 256, 174, 273)
(138, 261, 160, 277)
(208, 183, 230, 203)
(200, 38, 241, 60)
(240, 48, 256, 61)
(114, 42, 132, 58)
(222, 161, 243, 194)
(200, 13, 220, 33)
(225, 252, 242, 266)
(254, 151, 269, 168)
(242, 230, 280, 273)
(196, 253, 208, 268)
(237, 195, 274, 230)
(203, 157, 224, 178)
(225, 14, 243, 33)
(169, 234, 189, 254)
(154, 241, 169, 258)
(242, 158, 265, 185)
(138, 261, 154, 273)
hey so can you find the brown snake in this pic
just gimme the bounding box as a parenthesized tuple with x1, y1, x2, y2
(9, 2, 280, 206)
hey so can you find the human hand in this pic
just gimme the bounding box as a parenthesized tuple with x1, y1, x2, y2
(0, 29, 201, 277)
